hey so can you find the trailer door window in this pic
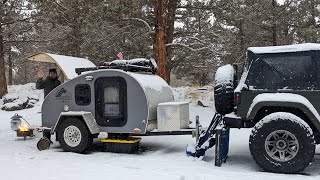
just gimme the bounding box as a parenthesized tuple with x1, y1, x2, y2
(95, 77, 127, 127)
(104, 87, 120, 116)
(75, 84, 91, 106)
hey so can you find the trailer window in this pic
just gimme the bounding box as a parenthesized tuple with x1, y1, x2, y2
(75, 84, 91, 106)
(95, 76, 127, 127)
(104, 87, 120, 116)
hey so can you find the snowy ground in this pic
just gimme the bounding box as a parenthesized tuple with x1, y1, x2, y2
(1, 84, 320, 180)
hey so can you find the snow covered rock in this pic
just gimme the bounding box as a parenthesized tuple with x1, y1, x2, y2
(25, 99, 37, 109)
(188, 86, 214, 102)
(1, 99, 26, 111)
(3, 93, 19, 104)
(27, 95, 39, 101)
(197, 100, 210, 107)
(1, 90, 40, 111)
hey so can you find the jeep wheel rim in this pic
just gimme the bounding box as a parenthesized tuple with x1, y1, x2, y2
(265, 130, 299, 162)
(64, 125, 82, 147)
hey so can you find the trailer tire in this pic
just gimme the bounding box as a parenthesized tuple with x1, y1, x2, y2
(214, 65, 235, 115)
(249, 112, 315, 174)
(57, 118, 93, 153)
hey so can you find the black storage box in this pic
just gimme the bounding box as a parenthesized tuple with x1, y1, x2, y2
(101, 137, 141, 154)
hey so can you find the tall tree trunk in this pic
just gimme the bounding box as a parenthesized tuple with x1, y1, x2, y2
(272, 0, 277, 46)
(24, 65, 27, 84)
(0, 32, 8, 97)
(165, 0, 179, 84)
(8, 52, 12, 85)
(7, 31, 13, 85)
(69, 1, 82, 57)
(239, 18, 245, 53)
(154, 0, 169, 83)
(309, 0, 317, 42)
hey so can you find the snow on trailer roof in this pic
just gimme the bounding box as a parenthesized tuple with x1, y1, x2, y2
(106, 58, 158, 69)
(247, 43, 320, 54)
(28, 53, 96, 80)
(126, 71, 169, 92)
(110, 58, 155, 65)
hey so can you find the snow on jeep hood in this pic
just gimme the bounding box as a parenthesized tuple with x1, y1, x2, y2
(248, 43, 320, 54)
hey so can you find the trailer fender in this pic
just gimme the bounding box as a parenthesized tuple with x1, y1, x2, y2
(51, 111, 100, 135)
(246, 93, 320, 132)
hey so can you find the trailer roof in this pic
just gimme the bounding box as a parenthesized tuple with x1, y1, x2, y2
(28, 53, 96, 80)
(248, 43, 320, 54)
(128, 71, 169, 92)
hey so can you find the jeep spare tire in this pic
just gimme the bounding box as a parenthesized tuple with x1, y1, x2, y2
(214, 64, 235, 115)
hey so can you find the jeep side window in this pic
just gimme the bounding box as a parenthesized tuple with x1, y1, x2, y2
(104, 87, 120, 116)
(246, 55, 316, 90)
(75, 84, 91, 106)
(247, 59, 285, 89)
(264, 56, 315, 84)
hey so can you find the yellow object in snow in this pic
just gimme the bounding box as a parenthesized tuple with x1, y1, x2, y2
(101, 137, 141, 144)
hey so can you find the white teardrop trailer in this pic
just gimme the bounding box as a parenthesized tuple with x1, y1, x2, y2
(28, 53, 229, 166)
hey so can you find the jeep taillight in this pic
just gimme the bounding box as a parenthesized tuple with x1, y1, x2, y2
(235, 93, 241, 105)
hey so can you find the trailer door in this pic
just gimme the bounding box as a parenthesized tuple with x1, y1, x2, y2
(95, 77, 127, 127)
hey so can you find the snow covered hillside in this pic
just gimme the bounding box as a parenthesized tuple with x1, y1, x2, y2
(0, 84, 319, 180)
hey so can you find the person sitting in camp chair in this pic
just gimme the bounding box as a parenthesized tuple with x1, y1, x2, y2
(36, 68, 61, 97)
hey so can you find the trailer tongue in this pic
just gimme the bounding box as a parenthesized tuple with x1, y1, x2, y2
(186, 113, 230, 166)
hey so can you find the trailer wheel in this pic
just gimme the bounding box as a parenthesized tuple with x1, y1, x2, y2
(249, 112, 315, 174)
(57, 118, 93, 153)
(214, 64, 235, 115)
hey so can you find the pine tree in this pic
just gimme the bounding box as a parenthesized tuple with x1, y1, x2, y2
(0, 0, 36, 97)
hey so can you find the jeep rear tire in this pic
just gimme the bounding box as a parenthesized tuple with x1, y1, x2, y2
(214, 64, 235, 115)
(57, 118, 93, 153)
(249, 112, 315, 174)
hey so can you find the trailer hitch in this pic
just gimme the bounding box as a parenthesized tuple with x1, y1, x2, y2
(186, 113, 228, 160)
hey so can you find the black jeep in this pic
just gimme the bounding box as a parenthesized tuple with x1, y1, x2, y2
(214, 43, 320, 174)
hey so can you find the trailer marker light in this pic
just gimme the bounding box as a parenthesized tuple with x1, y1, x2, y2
(133, 128, 141, 133)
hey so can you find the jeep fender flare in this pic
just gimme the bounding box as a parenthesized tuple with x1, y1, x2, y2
(247, 93, 320, 132)
(51, 111, 100, 135)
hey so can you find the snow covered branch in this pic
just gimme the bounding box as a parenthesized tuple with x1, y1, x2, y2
(0, 17, 32, 27)
(122, 18, 154, 34)
(166, 42, 211, 52)
(53, 1, 68, 11)
(166, 36, 222, 54)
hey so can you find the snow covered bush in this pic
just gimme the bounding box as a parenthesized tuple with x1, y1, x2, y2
(2, 93, 19, 104)
(1, 99, 26, 111)
(1, 94, 39, 111)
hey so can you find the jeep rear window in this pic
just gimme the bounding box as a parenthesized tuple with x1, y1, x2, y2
(246, 55, 316, 90)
